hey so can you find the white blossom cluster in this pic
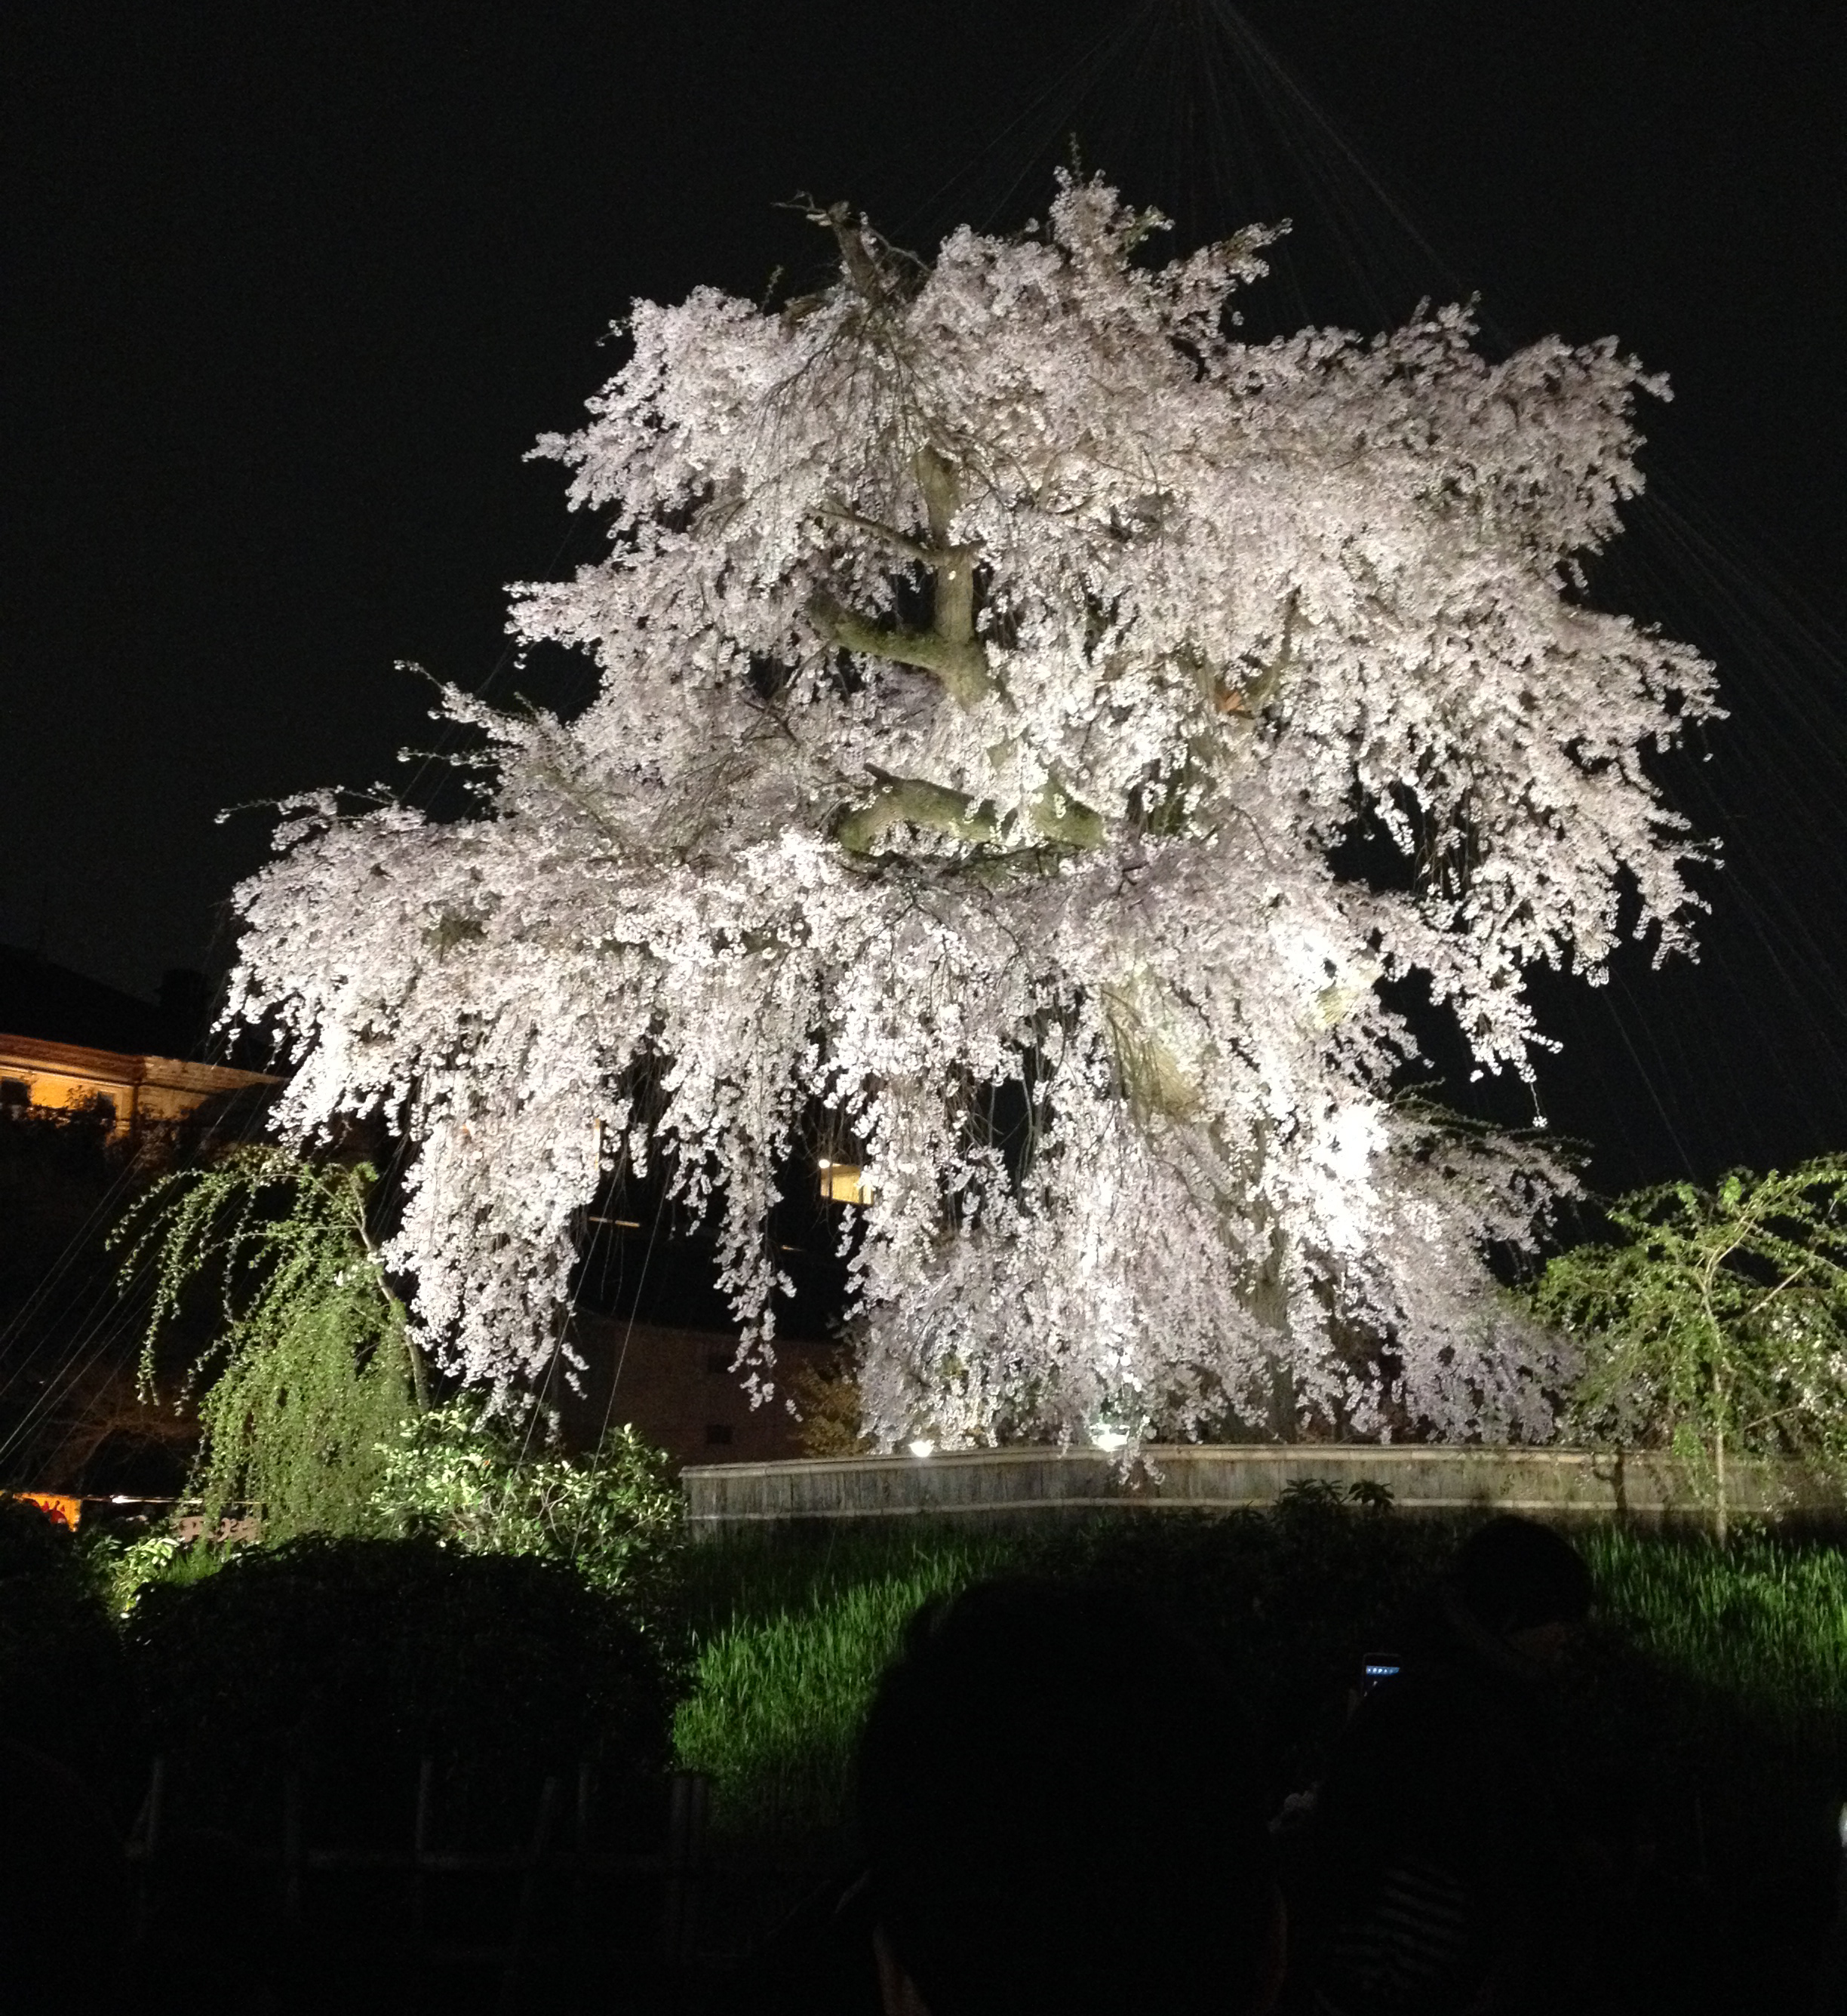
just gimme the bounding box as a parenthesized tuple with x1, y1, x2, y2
(229, 179, 1719, 1448)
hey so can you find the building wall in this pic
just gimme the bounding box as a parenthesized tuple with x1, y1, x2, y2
(0, 1031, 275, 1135)
(681, 1443, 1847, 1535)
(563, 1314, 833, 1470)
(0, 1061, 135, 1125)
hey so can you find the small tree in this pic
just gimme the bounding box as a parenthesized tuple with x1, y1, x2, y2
(119, 1145, 426, 1541)
(1534, 1157, 1847, 1541)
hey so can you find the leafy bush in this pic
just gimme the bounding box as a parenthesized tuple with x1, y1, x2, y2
(370, 1402, 683, 1615)
(127, 1535, 672, 1842)
(92, 1531, 235, 1616)
(785, 1346, 873, 1457)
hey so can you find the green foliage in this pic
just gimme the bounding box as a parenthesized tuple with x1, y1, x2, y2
(1277, 1476, 1397, 1513)
(1578, 1523, 1847, 1744)
(672, 1529, 1008, 1839)
(370, 1401, 683, 1614)
(1534, 1157, 1847, 1538)
(91, 1531, 235, 1617)
(117, 1145, 422, 1541)
(127, 1535, 671, 1842)
(786, 1347, 873, 1457)
(1561, 1523, 1847, 1914)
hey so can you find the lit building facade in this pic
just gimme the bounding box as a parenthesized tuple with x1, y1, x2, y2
(0, 1029, 276, 1136)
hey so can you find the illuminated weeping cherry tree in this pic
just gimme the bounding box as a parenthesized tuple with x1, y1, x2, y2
(229, 179, 1718, 1449)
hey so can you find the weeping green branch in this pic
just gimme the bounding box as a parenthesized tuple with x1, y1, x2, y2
(115, 1145, 425, 1541)
(1534, 1156, 1847, 1544)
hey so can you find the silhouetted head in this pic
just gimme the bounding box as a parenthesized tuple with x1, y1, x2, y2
(856, 1578, 1281, 2016)
(1449, 1517, 1591, 1663)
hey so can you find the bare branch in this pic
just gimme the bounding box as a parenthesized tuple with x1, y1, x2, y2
(816, 502, 939, 566)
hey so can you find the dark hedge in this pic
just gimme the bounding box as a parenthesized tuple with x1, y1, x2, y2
(126, 1534, 673, 1843)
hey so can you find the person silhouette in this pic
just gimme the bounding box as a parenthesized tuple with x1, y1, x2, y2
(856, 1578, 1286, 2016)
(1297, 1517, 1594, 2016)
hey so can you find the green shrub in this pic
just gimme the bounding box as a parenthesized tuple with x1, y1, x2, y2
(91, 1531, 235, 1616)
(370, 1403, 683, 1617)
(127, 1535, 671, 1842)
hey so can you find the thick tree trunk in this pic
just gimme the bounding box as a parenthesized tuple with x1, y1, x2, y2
(807, 446, 995, 709)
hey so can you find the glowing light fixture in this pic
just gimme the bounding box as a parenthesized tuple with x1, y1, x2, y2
(907, 1437, 936, 1459)
(1089, 1426, 1130, 1452)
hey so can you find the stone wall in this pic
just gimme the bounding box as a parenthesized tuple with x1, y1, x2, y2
(681, 1443, 1845, 1537)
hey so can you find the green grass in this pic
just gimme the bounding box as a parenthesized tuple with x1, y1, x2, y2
(671, 1527, 1010, 1839)
(666, 1504, 1453, 1839)
(1581, 1523, 1847, 1740)
(669, 1510, 1847, 1861)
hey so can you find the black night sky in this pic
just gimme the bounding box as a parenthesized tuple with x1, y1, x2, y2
(7, 1, 1846, 1195)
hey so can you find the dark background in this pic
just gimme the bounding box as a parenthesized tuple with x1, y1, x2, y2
(5, 0, 1845, 1193)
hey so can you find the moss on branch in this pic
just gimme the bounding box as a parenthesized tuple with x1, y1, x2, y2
(807, 445, 997, 710)
(835, 776, 1001, 855)
(1028, 779, 1105, 849)
(808, 591, 994, 708)
(834, 770, 1105, 857)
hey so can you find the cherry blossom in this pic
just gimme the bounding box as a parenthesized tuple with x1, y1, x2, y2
(229, 179, 1717, 1449)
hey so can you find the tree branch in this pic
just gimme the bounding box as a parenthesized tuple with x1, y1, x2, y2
(835, 776, 1001, 855)
(818, 200, 883, 300)
(807, 446, 997, 710)
(1027, 778, 1105, 849)
(808, 591, 994, 708)
(356, 1202, 429, 1411)
(816, 502, 938, 565)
